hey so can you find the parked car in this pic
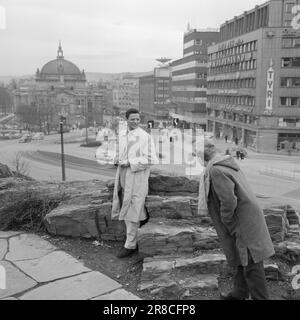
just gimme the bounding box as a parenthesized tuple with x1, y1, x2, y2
(18, 134, 32, 143)
(32, 132, 45, 141)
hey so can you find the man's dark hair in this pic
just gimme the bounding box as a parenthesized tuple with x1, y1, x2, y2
(125, 108, 140, 119)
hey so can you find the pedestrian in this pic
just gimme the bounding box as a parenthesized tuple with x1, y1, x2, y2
(240, 149, 245, 160)
(225, 135, 228, 143)
(236, 148, 240, 160)
(235, 137, 239, 145)
(197, 139, 274, 300)
(111, 108, 158, 258)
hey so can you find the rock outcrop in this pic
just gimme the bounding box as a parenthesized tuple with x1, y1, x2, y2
(138, 252, 227, 299)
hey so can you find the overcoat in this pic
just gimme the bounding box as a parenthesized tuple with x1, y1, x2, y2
(111, 127, 158, 223)
(207, 157, 275, 267)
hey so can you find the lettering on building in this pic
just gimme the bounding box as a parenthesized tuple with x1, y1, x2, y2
(265, 64, 274, 111)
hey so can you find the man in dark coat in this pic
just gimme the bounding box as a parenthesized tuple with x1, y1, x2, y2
(198, 140, 275, 300)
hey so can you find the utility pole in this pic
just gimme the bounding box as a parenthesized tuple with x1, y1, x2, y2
(85, 94, 89, 145)
(60, 115, 66, 181)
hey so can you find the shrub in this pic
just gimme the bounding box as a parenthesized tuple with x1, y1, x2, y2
(0, 188, 64, 232)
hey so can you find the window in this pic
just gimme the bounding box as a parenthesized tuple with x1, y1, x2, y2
(281, 97, 288, 106)
(281, 78, 288, 87)
(291, 97, 298, 106)
(293, 78, 300, 87)
(282, 58, 292, 67)
(282, 38, 300, 48)
(283, 38, 293, 48)
(285, 2, 294, 13)
(280, 97, 299, 107)
(284, 20, 292, 27)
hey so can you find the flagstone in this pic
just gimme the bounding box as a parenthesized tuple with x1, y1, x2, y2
(6, 233, 57, 262)
(14, 251, 90, 283)
(19, 271, 121, 300)
(92, 289, 141, 300)
(0, 261, 37, 299)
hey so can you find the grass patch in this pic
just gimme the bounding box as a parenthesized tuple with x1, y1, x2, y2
(0, 188, 65, 232)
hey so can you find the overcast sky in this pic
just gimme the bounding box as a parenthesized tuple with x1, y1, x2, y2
(0, 0, 266, 76)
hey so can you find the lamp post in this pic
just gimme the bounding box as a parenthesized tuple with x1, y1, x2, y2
(60, 115, 66, 181)
(85, 95, 88, 145)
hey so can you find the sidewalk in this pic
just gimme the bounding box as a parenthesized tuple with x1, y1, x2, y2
(0, 231, 140, 300)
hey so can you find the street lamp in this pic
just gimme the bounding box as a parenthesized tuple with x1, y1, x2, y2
(59, 115, 66, 181)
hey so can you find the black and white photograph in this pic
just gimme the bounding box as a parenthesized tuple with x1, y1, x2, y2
(1, 0, 300, 309)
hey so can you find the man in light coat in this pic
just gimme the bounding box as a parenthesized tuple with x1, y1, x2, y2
(198, 139, 275, 300)
(111, 109, 158, 258)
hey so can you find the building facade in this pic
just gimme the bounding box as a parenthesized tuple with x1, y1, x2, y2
(139, 65, 173, 123)
(112, 77, 139, 112)
(0, 87, 12, 115)
(170, 28, 220, 129)
(207, 0, 300, 153)
(13, 43, 104, 132)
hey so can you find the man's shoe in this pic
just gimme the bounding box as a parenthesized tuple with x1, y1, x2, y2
(220, 292, 248, 300)
(116, 247, 137, 258)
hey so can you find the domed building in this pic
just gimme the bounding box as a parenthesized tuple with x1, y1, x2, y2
(13, 43, 104, 131)
(35, 43, 86, 90)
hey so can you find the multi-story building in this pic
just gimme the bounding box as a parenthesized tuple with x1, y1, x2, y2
(139, 65, 173, 123)
(0, 86, 13, 115)
(170, 28, 220, 129)
(207, 0, 300, 153)
(13, 43, 104, 131)
(112, 77, 139, 112)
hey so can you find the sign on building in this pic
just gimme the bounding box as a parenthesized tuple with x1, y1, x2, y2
(265, 62, 275, 112)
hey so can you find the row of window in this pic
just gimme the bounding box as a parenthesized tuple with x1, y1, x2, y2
(209, 60, 257, 75)
(282, 57, 300, 67)
(208, 95, 255, 106)
(207, 78, 256, 89)
(281, 77, 300, 87)
(172, 96, 207, 104)
(171, 85, 207, 91)
(208, 96, 300, 107)
(210, 40, 258, 61)
(196, 73, 207, 79)
(207, 108, 257, 124)
(220, 6, 268, 41)
(282, 38, 300, 48)
(280, 97, 300, 107)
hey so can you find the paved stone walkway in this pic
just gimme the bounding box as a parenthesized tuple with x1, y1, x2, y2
(0, 231, 140, 300)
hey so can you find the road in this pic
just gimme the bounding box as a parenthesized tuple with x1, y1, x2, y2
(1, 133, 300, 210)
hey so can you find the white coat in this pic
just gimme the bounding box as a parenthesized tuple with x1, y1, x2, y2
(111, 127, 158, 223)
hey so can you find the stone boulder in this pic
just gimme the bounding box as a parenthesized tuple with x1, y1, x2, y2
(137, 219, 219, 257)
(138, 252, 226, 299)
(106, 174, 199, 197)
(145, 195, 210, 222)
(264, 208, 288, 242)
(148, 175, 198, 196)
(0, 164, 14, 178)
(274, 241, 300, 263)
(286, 206, 300, 226)
(44, 201, 126, 241)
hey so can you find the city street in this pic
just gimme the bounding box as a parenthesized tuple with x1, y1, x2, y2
(1, 132, 300, 211)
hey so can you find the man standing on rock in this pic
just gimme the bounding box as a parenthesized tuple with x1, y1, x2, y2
(111, 108, 158, 258)
(198, 139, 275, 300)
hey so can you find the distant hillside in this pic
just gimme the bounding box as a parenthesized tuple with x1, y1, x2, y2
(85, 71, 152, 82)
(0, 75, 34, 85)
(0, 71, 153, 85)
